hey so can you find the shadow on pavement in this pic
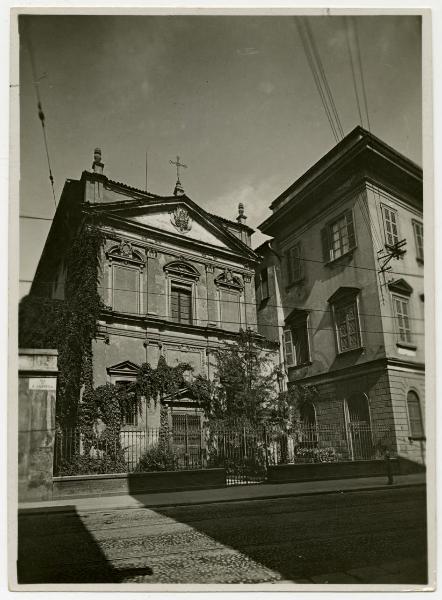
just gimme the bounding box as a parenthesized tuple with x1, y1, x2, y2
(17, 505, 153, 584)
(126, 478, 428, 585)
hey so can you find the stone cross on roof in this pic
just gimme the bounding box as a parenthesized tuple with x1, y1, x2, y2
(169, 155, 188, 196)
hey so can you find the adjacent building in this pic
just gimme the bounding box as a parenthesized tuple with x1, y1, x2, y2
(256, 127, 425, 464)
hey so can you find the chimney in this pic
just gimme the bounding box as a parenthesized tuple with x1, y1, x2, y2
(92, 147, 104, 174)
(237, 202, 247, 225)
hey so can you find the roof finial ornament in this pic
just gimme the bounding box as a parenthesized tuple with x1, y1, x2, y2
(237, 202, 247, 224)
(92, 147, 104, 174)
(169, 155, 187, 196)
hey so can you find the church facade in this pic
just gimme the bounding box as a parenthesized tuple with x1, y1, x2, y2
(29, 150, 262, 449)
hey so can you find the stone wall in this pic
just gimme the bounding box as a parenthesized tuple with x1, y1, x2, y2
(18, 350, 58, 502)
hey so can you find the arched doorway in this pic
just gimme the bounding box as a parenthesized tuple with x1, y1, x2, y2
(345, 393, 373, 460)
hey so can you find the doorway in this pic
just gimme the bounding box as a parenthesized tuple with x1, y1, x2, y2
(345, 393, 373, 460)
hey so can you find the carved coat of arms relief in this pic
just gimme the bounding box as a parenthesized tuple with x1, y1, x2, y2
(170, 206, 192, 233)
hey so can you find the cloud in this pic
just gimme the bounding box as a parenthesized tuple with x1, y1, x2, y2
(237, 47, 260, 56)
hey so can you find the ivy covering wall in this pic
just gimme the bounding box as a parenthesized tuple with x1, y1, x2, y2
(19, 223, 106, 428)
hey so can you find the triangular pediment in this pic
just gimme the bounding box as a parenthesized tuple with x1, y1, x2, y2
(107, 360, 140, 376)
(96, 196, 258, 260)
(131, 206, 229, 249)
(387, 278, 413, 296)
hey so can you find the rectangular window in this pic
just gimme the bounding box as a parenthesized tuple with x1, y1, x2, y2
(171, 284, 192, 324)
(393, 295, 412, 343)
(413, 220, 424, 262)
(113, 265, 139, 314)
(322, 210, 356, 263)
(283, 317, 310, 367)
(292, 317, 310, 365)
(382, 206, 399, 247)
(286, 243, 304, 284)
(255, 268, 269, 304)
(334, 299, 361, 353)
(220, 289, 240, 330)
(116, 381, 138, 426)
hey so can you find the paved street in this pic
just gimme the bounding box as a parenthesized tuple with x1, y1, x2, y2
(18, 485, 427, 585)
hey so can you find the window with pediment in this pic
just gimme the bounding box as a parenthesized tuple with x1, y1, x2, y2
(164, 259, 200, 325)
(107, 241, 145, 315)
(215, 269, 243, 330)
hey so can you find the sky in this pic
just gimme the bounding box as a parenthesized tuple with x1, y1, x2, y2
(18, 14, 422, 299)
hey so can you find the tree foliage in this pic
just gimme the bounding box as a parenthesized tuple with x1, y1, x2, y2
(190, 329, 279, 426)
(267, 382, 319, 430)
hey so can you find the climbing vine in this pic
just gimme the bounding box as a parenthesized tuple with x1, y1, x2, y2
(19, 223, 106, 428)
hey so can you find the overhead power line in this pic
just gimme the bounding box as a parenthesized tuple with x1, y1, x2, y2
(344, 17, 364, 128)
(20, 214, 53, 221)
(352, 17, 371, 132)
(303, 19, 344, 139)
(296, 18, 341, 143)
(18, 279, 425, 324)
(23, 22, 57, 209)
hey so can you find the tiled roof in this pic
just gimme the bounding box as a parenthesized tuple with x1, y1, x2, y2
(208, 212, 254, 233)
(106, 178, 159, 198)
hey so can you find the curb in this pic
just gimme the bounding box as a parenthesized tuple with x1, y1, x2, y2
(18, 481, 426, 516)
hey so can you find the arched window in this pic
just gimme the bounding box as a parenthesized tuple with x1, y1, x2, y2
(407, 391, 424, 438)
(300, 402, 316, 426)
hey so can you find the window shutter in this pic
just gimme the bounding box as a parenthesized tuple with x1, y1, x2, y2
(283, 329, 294, 367)
(321, 227, 331, 263)
(346, 210, 356, 249)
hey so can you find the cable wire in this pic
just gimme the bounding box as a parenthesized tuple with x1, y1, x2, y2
(296, 18, 340, 143)
(344, 16, 364, 129)
(352, 17, 371, 132)
(18, 279, 425, 324)
(23, 22, 57, 209)
(303, 19, 344, 139)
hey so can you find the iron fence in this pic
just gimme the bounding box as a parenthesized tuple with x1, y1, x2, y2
(54, 421, 396, 482)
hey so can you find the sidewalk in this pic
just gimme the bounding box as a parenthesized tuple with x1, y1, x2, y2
(19, 472, 426, 514)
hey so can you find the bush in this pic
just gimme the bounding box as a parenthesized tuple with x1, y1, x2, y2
(294, 446, 340, 463)
(135, 444, 179, 472)
(56, 453, 127, 476)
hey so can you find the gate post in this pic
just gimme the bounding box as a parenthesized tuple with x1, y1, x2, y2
(18, 349, 58, 502)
